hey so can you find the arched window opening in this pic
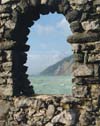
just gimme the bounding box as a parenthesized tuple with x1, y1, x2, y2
(26, 13, 73, 95)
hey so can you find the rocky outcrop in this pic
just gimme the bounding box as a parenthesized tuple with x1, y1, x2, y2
(40, 55, 73, 76)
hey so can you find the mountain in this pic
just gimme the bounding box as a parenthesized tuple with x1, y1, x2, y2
(39, 55, 73, 76)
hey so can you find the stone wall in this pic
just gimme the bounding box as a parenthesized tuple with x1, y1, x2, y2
(0, 0, 100, 125)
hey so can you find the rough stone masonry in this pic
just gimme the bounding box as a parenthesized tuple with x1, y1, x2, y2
(0, 0, 100, 125)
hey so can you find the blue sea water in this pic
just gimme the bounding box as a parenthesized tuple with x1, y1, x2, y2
(29, 76, 73, 95)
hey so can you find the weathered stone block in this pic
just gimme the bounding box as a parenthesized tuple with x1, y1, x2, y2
(7, 78, 13, 84)
(30, 0, 40, 6)
(2, 62, 12, 71)
(66, 10, 80, 22)
(0, 121, 5, 126)
(0, 41, 16, 50)
(5, 20, 16, 29)
(94, 64, 100, 77)
(0, 71, 12, 77)
(45, 123, 53, 126)
(96, 118, 100, 126)
(51, 110, 77, 125)
(88, 53, 100, 63)
(0, 100, 10, 120)
(91, 85, 100, 98)
(95, 42, 100, 51)
(81, 12, 88, 21)
(70, 21, 83, 32)
(41, 0, 47, 5)
(5, 50, 12, 61)
(0, 77, 6, 85)
(69, 0, 88, 10)
(1, 0, 11, 4)
(73, 64, 94, 77)
(72, 85, 88, 98)
(0, 5, 11, 13)
(69, 0, 87, 5)
(0, 85, 13, 96)
(79, 110, 92, 126)
(82, 20, 100, 31)
(46, 104, 55, 119)
(93, 0, 100, 6)
(68, 32, 100, 43)
(0, 26, 4, 34)
(96, 6, 100, 14)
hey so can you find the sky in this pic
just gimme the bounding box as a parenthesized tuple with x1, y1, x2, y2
(26, 13, 72, 75)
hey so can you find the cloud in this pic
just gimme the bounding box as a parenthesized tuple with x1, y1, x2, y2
(32, 17, 71, 37)
(34, 24, 55, 35)
(40, 43, 47, 49)
(56, 18, 70, 32)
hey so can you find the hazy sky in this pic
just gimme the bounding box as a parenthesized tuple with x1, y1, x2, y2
(26, 13, 72, 75)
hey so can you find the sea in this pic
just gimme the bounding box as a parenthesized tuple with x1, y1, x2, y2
(29, 76, 73, 95)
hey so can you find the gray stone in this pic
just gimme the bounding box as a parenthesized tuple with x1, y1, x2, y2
(82, 20, 99, 31)
(69, 0, 87, 5)
(67, 32, 100, 43)
(93, 64, 99, 77)
(69, 0, 88, 10)
(0, 27, 4, 34)
(4, 29, 13, 39)
(0, 121, 5, 126)
(93, 0, 100, 6)
(45, 122, 53, 126)
(0, 56, 2, 62)
(7, 78, 13, 84)
(5, 20, 16, 29)
(66, 10, 80, 22)
(73, 64, 93, 77)
(33, 99, 42, 110)
(0, 71, 12, 77)
(70, 21, 83, 32)
(0, 100, 10, 119)
(0, 85, 13, 96)
(14, 98, 30, 108)
(46, 104, 55, 119)
(5, 51, 12, 61)
(0, 13, 10, 18)
(18, 0, 28, 13)
(30, 0, 40, 6)
(81, 12, 88, 21)
(96, 118, 100, 126)
(1, 0, 11, 4)
(2, 62, 12, 71)
(72, 85, 88, 98)
(52, 110, 76, 125)
(41, 0, 47, 4)
(0, 41, 16, 50)
(14, 111, 26, 123)
(0, 77, 6, 85)
(96, 6, 100, 14)
(0, 5, 11, 14)
(60, 96, 80, 104)
(79, 110, 92, 126)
